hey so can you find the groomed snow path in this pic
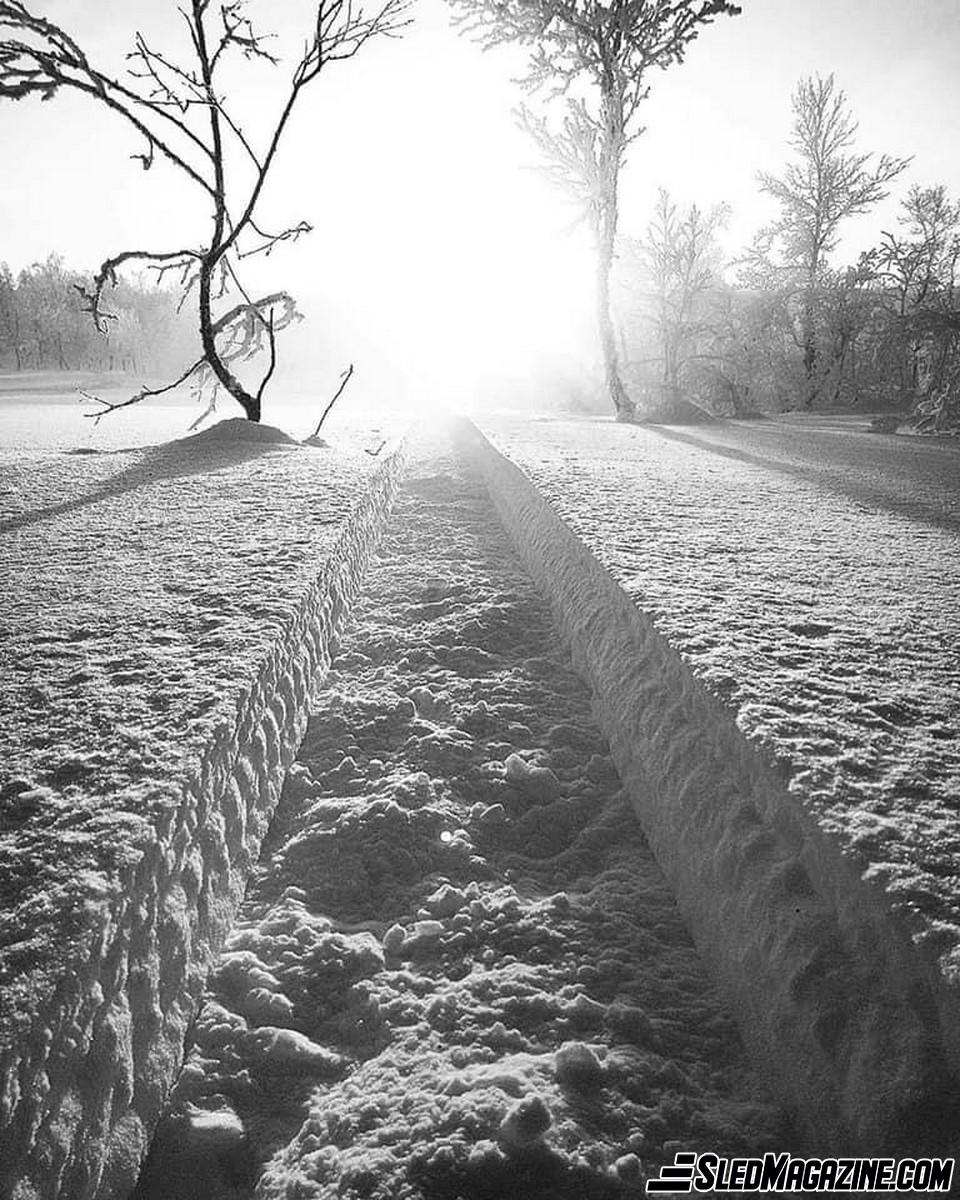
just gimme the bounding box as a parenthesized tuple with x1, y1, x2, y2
(0, 422, 406, 1200)
(134, 431, 786, 1199)
(465, 415, 960, 1153)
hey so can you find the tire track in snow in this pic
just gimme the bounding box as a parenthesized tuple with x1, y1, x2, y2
(133, 432, 787, 1199)
(468, 416, 960, 1151)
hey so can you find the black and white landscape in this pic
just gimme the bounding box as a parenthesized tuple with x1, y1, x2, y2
(1, 1, 959, 1197)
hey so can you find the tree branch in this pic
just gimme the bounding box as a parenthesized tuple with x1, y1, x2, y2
(309, 363, 354, 438)
(79, 357, 206, 420)
(76, 248, 201, 333)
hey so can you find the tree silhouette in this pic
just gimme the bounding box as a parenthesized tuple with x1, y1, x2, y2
(0, 0, 408, 421)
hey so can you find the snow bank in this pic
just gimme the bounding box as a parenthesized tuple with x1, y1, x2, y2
(460, 417, 960, 1153)
(135, 433, 782, 1199)
(0, 420, 407, 1199)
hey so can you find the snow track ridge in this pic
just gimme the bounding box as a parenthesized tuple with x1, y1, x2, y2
(0, 440, 407, 1200)
(459, 418, 959, 1154)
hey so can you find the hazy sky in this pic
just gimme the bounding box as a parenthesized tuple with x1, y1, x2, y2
(2, 0, 959, 407)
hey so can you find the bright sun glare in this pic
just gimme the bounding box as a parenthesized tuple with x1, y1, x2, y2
(261, 3, 602, 421)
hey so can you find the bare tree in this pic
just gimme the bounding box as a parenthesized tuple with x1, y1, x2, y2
(449, 0, 740, 421)
(866, 186, 960, 323)
(751, 73, 910, 405)
(0, 0, 408, 422)
(861, 185, 960, 423)
(637, 188, 728, 401)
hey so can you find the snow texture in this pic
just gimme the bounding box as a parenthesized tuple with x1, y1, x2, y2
(135, 432, 784, 1200)
(0, 420, 407, 1200)
(464, 416, 960, 1153)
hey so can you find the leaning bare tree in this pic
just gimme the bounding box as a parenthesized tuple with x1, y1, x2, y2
(449, 0, 740, 421)
(0, 0, 407, 422)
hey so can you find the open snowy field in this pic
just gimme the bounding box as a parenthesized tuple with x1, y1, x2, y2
(4, 403, 960, 1195)
(0, 381, 406, 456)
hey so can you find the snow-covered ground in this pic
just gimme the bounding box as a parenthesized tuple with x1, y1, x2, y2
(645, 415, 960, 529)
(474, 416, 960, 959)
(471, 413, 960, 1146)
(134, 432, 785, 1199)
(0, 417, 406, 1199)
(0, 395, 402, 455)
(7, 402, 959, 1192)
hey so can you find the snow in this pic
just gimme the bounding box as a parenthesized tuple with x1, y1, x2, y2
(8, 405, 958, 1193)
(135, 432, 783, 1199)
(0, 418, 407, 1200)
(0, 390, 407, 456)
(465, 413, 960, 1152)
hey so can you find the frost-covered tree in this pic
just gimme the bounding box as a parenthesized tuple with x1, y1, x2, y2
(861, 185, 960, 425)
(449, 0, 740, 421)
(0, 0, 407, 421)
(638, 188, 728, 399)
(866, 185, 960, 325)
(749, 73, 910, 405)
(0, 262, 24, 370)
(0, 256, 195, 373)
(13, 254, 83, 370)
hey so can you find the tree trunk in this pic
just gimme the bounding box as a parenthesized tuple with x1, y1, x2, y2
(800, 254, 822, 408)
(801, 296, 818, 408)
(594, 89, 634, 423)
(33, 320, 44, 371)
(849, 333, 858, 407)
(198, 258, 261, 422)
(596, 233, 633, 420)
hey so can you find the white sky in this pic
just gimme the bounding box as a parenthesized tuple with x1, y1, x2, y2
(2, 0, 959, 412)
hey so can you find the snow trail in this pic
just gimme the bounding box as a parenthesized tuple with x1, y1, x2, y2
(475, 416, 960, 954)
(469, 414, 960, 1150)
(134, 431, 785, 1199)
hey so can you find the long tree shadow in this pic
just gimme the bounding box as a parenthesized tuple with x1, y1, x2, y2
(646, 422, 960, 534)
(2, 426, 301, 535)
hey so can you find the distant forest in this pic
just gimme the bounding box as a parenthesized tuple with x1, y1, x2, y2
(0, 255, 193, 377)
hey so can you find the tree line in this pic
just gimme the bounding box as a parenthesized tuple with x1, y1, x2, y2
(615, 75, 960, 429)
(0, 254, 194, 376)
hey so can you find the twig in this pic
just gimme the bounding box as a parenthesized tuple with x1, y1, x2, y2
(79, 357, 206, 421)
(310, 363, 354, 438)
